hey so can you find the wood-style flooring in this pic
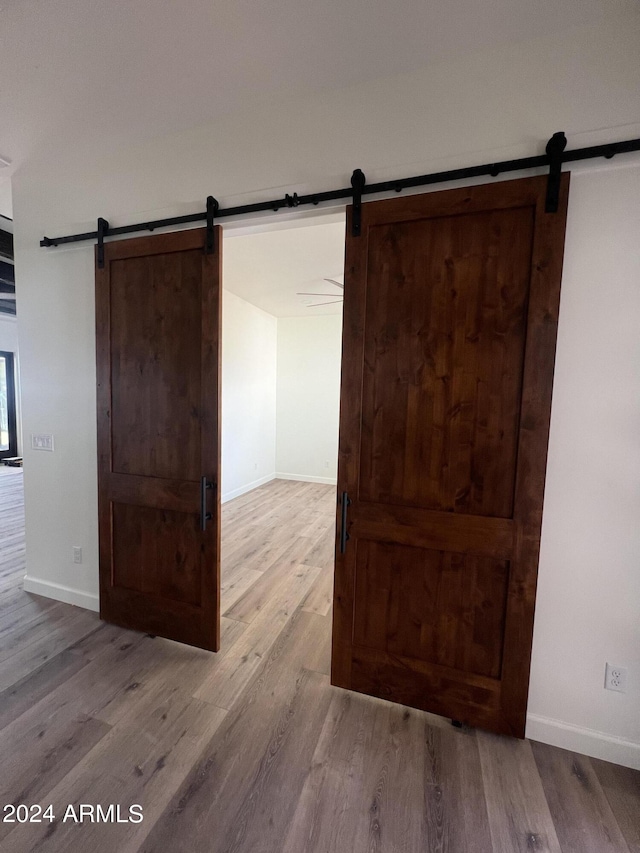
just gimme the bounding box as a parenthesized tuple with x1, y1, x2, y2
(0, 471, 638, 852)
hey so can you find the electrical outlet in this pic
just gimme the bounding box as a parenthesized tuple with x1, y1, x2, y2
(254, 462, 258, 470)
(31, 433, 54, 451)
(73, 546, 83, 565)
(605, 663, 627, 693)
(324, 460, 330, 469)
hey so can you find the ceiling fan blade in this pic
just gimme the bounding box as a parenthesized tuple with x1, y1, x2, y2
(309, 300, 343, 307)
(296, 292, 343, 297)
(324, 278, 344, 289)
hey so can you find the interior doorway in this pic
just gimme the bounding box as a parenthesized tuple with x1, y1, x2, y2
(217, 215, 345, 667)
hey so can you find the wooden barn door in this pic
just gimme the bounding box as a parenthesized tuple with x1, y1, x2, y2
(96, 228, 222, 651)
(332, 174, 569, 736)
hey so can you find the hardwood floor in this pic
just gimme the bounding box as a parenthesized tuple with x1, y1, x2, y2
(0, 472, 638, 852)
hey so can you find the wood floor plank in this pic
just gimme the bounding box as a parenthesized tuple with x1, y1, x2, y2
(0, 705, 111, 843)
(195, 563, 322, 709)
(0, 608, 102, 691)
(224, 536, 317, 623)
(0, 601, 71, 661)
(0, 646, 91, 731)
(478, 732, 563, 853)
(283, 691, 429, 853)
(140, 610, 333, 853)
(19, 618, 242, 730)
(5, 688, 227, 853)
(0, 590, 61, 622)
(301, 522, 336, 570)
(301, 564, 334, 616)
(421, 725, 493, 852)
(531, 741, 632, 853)
(591, 757, 640, 853)
(220, 565, 263, 613)
(284, 692, 492, 853)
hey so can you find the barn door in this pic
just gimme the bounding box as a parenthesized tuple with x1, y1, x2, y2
(332, 175, 569, 736)
(96, 227, 222, 651)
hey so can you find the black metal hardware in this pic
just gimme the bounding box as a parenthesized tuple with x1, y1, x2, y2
(285, 193, 300, 207)
(40, 135, 640, 251)
(350, 169, 366, 237)
(96, 217, 109, 269)
(206, 196, 219, 255)
(339, 490, 351, 554)
(200, 475, 213, 531)
(544, 131, 567, 213)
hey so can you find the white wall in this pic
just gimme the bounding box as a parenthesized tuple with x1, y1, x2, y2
(0, 313, 19, 356)
(526, 162, 640, 766)
(276, 314, 342, 484)
(0, 180, 12, 221)
(222, 289, 277, 502)
(11, 11, 640, 766)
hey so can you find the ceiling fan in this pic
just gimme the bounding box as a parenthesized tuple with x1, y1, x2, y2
(296, 278, 344, 307)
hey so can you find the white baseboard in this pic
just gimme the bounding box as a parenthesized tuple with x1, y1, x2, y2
(222, 473, 276, 504)
(275, 472, 337, 486)
(526, 713, 640, 771)
(23, 575, 100, 613)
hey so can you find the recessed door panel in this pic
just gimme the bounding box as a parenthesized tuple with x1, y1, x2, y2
(353, 540, 510, 679)
(359, 207, 533, 518)
(110, 251, 204, 481)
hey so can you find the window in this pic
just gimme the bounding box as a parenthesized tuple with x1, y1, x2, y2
(0, 351, 17, 459)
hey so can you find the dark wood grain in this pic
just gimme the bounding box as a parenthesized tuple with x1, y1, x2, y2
(333, 174, 570, 736)
(95, 228, 222, 651)
(353, 540, 509, 678)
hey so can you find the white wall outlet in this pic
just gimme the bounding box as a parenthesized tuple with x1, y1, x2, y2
(31, 433, 54, 451)
(73, 546, 83, 565)
(254, 462, 258, 470)
(605, 663, 627, 693)
(324, 460, 330, 469)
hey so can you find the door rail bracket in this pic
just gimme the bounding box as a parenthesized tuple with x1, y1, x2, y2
(206, 196, 219, 255)
(544, 131, 567, 213)
(96, 217, 110, 269)
(350, 169, 366, 237)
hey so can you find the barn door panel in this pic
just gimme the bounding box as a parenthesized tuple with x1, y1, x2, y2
(332, 175, 569, 736)
(96, 228, 221, 651)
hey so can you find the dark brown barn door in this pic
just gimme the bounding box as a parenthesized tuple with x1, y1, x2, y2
(332, 175, 569, 736)
(96, 228, 222, 651)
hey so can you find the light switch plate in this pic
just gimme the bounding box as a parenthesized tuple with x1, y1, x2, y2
(31, 433, 54, 451)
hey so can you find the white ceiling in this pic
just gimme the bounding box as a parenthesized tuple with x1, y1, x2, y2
(223, 216, 346, 317)
(0, 0, 635, 178)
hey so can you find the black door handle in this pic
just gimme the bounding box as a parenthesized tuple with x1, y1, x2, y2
(340, 491, 351, 554)
(200, 476, 214, 531)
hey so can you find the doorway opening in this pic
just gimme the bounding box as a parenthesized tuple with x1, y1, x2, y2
(217, 213, 345, 668)
(0, 211, 25, 609)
